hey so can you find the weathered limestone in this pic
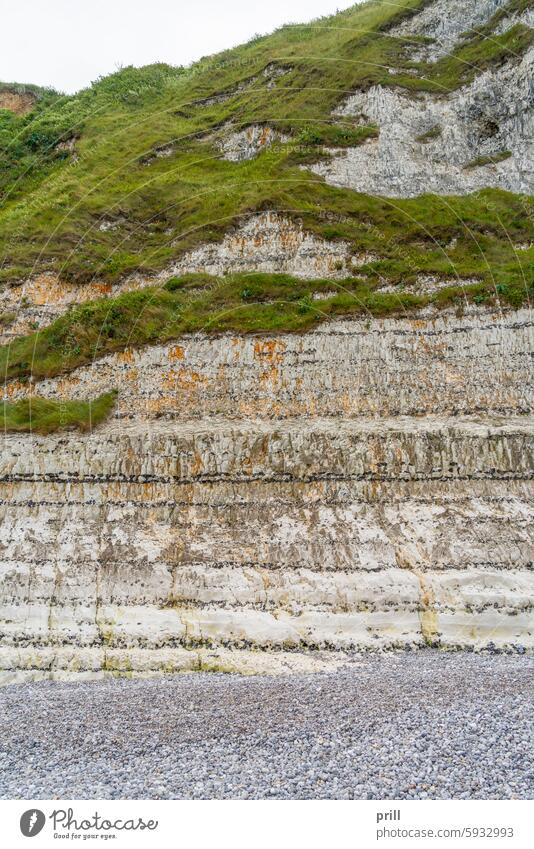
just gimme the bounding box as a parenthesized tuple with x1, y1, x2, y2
(0, 89, 36, 115)
(0, 214, 373, 342)
(311, 47, 534, 197)
(0, 415, 532, 674)
(166, 212, 368, 278)
(6, 308, 531, 419)
(1, 303, 533, 679)
(214, 125, 289, 161)
(391, 0, 508, 62)
(0, 646, 349, 684)
(494, 7, 534, 35)
(0, 274, 119, 343)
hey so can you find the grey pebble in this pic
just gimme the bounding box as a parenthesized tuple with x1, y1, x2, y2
(0, 651, 532, 800)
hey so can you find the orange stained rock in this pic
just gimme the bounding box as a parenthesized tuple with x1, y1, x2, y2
(259, 364, 281, 387)
(339, 393, 353, 413)
(241, 454, 253, 475)
(231, 337, 244, 361)
(3, 274, 116, 310)
(54, 376, 81, 398)
(190, 451, 205, 477)
(24, 274, 68, 306)
(237, 398, 286, 417)
(161, 367, 207, 393)
(92, 282, 113, 297)
(160, 370, 177, 392)
(3, 380, 27, 399)
(0, 90, 36, 115)
(169, 345, 185, 361)
(117, 348, 135, 364)
(145, 397, 174, 415)
(394, 445, 405, 463)
(253, 338, 286, 364)
(369, 442, 384, 472)
(444, 366, 464, 385)
(123, 367, 139, 383)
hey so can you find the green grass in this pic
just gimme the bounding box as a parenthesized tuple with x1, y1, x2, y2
(416, 125, 442, 143)
(465, 150, 513, 169)
(0, 310, 16, 326)
(1, 271, 531, 383)
(0, 0, 531, 431)
(389, 19, 534, 91)
(0, 0, 531, 290)
(293, 122, 379, 147)
(1, 390, 117, 434)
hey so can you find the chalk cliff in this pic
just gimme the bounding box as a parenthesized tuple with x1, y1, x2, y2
(0, 0, 533, 680)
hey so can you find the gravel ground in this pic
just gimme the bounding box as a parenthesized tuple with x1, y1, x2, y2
(0, 651, 533, 800)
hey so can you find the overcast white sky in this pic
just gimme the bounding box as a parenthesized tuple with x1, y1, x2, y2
(1, 0, 359, 94)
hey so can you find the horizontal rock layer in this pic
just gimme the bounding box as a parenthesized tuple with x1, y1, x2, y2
(1, 418, 532, 651)
(2, 308, 533, 679)
(7, 308, 531, 419)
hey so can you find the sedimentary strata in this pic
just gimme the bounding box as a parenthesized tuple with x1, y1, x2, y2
(1, 305, 532, 679)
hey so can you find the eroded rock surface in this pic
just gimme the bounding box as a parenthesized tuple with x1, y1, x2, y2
(1, 1, 533, 680)
(167, 212, 366, 278)
(0, 89, 36, 115)
(215, 125, 289, 161)
(1, 306, 533, 679)
(6, 308, 531, 419)
(391, 0, 508, 62)
(0, 214, 374, 342)
(494, 6, 534, 35)
(311, 47, 534, 197)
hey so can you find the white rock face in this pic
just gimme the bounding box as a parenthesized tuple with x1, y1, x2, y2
(0, 646, 349, 683)
(167, 212, 366, 278)
(494, 7, 534, 35)
(378, 274, 481, 295)
(215, 125, 289, 161)
(1, 2, 533, 680)
(310, 47, 534, 197)
(391, 0, 508, 62)
(1, 413, 532, 678)
(7, 308, 531, 419)
(1, 306, 533, 679)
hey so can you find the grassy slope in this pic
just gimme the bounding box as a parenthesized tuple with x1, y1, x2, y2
(0, 271, 527, 383)
(0, 0, 531, 285)
(1, 391, 116, 434)
(0, 0, 533, 430)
